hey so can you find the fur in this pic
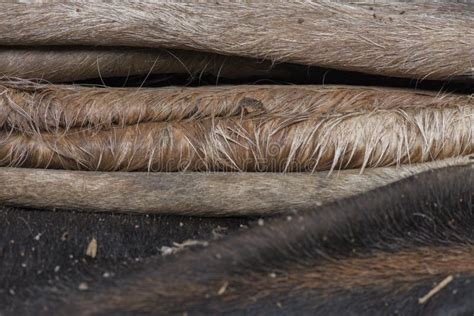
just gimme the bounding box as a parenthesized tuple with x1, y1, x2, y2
(0, 2, 472, 80)
(0, 84, 472, 172)
(0, 2, 473, 314)
(0, 157, 470, 216)
(0, 206, 250, 313)
(1, 105, 471, 172)
(3, 163, 472, 315)
(0, 47, 303, 83)
(1, 83, 472, 132)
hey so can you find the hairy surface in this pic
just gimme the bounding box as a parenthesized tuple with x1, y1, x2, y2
(0, 2, 472, 80)
(0, 47, 303, 83)
(0, 157, 469, 216)
(1, 83, 472, 172)
(1, 1, 473, 315)
(5, 163, 472, 315)
(1, 83, 472, 133)
(1, 105, 471, 172)
(0, 206, 250, 312)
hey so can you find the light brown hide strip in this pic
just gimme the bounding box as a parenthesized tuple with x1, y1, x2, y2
(0, 158, 470, 216)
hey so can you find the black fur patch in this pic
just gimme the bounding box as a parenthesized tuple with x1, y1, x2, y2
(0, 208, 250, 313)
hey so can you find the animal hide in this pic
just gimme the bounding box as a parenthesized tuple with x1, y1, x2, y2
(0, 47, 304, 83)
(0, 157, 469, 216)
(1, 84, 472, 171)
(2, 163, 472, 314)
(1, 1, 473, 315)
(0, 2, 472, 80)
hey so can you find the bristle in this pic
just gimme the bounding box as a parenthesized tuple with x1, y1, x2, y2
(0, 105, 471, 172)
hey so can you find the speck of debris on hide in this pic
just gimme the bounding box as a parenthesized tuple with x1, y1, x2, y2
(85, 238, 97, 258)
(160, 239, 209, 256)
(61, 231, 69, 241)
(78, 282, 89, 291)
(217, 281, 229, 295)
(212, 225, 228, 239)
(418, 275, 454, 304)
(238, 97, 265, 115)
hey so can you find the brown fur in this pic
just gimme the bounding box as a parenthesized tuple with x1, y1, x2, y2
(85, 246, 474, 314)
(0, 157, 468, 216)
(0, 47, 301, 82)
(0, 2, 472, 80)
(1, 83, 472, 133)
(1, 104, 471, 172)
(289, 247, 473, 291)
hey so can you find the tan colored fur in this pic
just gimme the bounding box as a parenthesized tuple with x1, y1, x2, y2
(0, 2, 472, 80)
(1, 104, 471, 172)
(1, 83, 471, 133)
(0, 157, 469, 216)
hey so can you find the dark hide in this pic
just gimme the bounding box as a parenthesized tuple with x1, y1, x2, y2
(0, 208, 250, 313)
(1, 163, 472, 315)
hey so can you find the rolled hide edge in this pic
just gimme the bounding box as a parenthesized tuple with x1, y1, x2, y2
(1, 84, 472, 172)
(0, 2, 472, 80)
(1, 106, 471, 172)
(0, 47, 303, 83)
(1, 84, 471, 133)
(0, 157, 471, 217)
